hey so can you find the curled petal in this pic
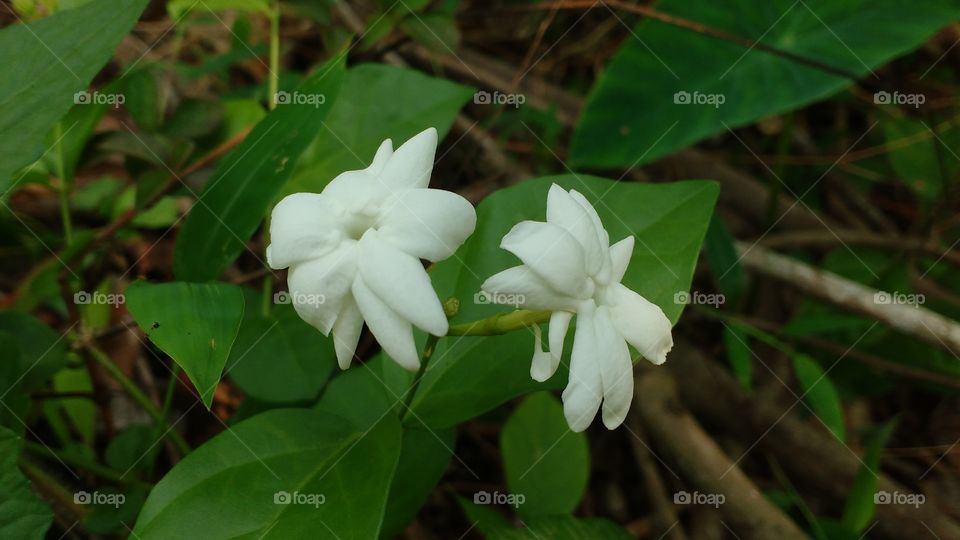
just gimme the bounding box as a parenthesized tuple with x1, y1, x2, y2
(529, 325, 555, 383)
(562, 301, 602, 432)
(501, 221, 589, 298)
(352, 278, 420, 370)
(608, 283, 673, 365)
(358, 230, 448, 336)
(331, 296, 363, 370)
(608, 236, 635, 284)
(594, 306, 634, 429)
(548, 311, 573, 368)
(285, 245, 356, 335)
(378, 188, 477, 262)
(481, 266, 579, 312)
(568, 189, 611, 280)
(267, 193, 340, 269)
(379, 127, 437, 190)
(547, 184, 604, 274)
(369, 139, 393, 176)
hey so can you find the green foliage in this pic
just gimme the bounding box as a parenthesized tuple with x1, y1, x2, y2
(723, 326, 753, 390)
(793, 353, 846, 442)
(703, 214, 744, 307)
(125, 281, 245, 408)
(0, 427, 52, 539)
(500, 392, 589, 518)
(486, 515, 634, 539)
(841, 420, 897, 534)
(134, 410, 401, 539)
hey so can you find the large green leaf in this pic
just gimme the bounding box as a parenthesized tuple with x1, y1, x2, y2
(571, 0, 960, 168)
(134, 410, 401, 539)
(125, 281, 244, 408)
(0, 427, 52, 539)
(173, 56, 345, 281)
(500, 392, 589, 518)
(226, 288, 336, 403)
(408, 176, 719, 428)
(0, 0, 148, 192)
(285, 63, 474, 195)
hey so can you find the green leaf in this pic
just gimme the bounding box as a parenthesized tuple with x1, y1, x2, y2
(168, 0, 270, 20)
(399, 12, 460, 53)
(173, 55, 345, 281)
(226, 288, 336, 403)
(570, 0, 960, 168)
(409, 176, 719, 428)
(723, 326, 753, 390)
(381, 424, 455, 535)
(883, 116, 957, 201)
(793, 353, 846, 442)
(125, 281, 244, 408)
(486, 515, 633, 540)
(0, 0, 149, 193)
(105, 424, 157, 472)
(134, 410, 402, 539)
(500, 392, 589, 518)
(0, 426, 52, 539)
(285, 63, 474, 195)
(0, 312, 69, 393)
(457, 496, 512, 536)
(841, 420, 897, 534)
(703, 214, 744, 307)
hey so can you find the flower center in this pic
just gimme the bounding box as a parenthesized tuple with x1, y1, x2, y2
(341, 204, 382, 240)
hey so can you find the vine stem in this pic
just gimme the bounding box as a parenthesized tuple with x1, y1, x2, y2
(23, 441, 153, 489)
(446, 309, 551, 336)
(399, 333, 440, 422)
(85, 345, 191, 455)
(262, 0, 281, 313)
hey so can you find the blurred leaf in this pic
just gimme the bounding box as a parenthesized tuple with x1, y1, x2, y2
(134, 410, 401, 539)
(883, 116, 957, 201)
(408, 176, 718, 428)
(841, 420, 897, 534)
(42, 100, 107, 181)
(50, 367, 95, 445)
(0, 426, 51, 539)
(723, 325, 753, 390)
(121, 67, 163, 132)
(793, 353, 846, 442)
(501, 392, 589, 518)
(286, 63, 473, 195)
(173, 56, 345, 282)
(0, 0, 149, 193)
(399, 12, 460, 53)
(457, 496, 512, 535)
(571, 0, 960, 167)
(168, 0, 270, 19)
(84, 486, 147, 535)
(703, 214, 744, 307)
(125, 281, 244, 408)
(486, 515, 633, 540)
(72, 176, 124, 215)
(0, 311, 69, 393)
(226, 288, 335, 403)
(162, 99, 224, 140)
(105, 424, 157, 472)
(112, 188, 179, 229)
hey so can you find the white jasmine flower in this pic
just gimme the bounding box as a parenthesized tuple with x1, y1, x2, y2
(481, 184, 673, 431)
(267, 128, 476, 371)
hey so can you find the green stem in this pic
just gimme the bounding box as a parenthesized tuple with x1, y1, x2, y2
(54, 122, 72, 246)
(85, 345, 191, 455)
(23, 441, 153, 490)
(446, 309, 551, 336)
(268, 0, 280, 110)
(18, 457, 87, 516)
(400, 334, 440, 422)
(693, 306, 794, 355)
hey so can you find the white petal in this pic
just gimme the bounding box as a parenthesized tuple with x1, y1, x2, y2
(529, 325, 555, 382)
(594, 306, 634, 430)
(568, 189, 611, 279)
(286, 245, 356, 335)
(358, 230, 448, 336)
(562, 301, 602, 432)
(369, 139, 393, 176)
(608, 283, 673, 365)
(500, 221, 589, 297)
(609, 236, 635, 284)
(379, 128, 437, 190)
(331, 296, 363, 370)
(547, 184, 603, 275)
(378, 188, 477, 261)
(549, 311, 573, 366)
(480, 266, 579, 311)
(267, 193, 340, 269)
(352, 278, 420, 371)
